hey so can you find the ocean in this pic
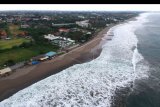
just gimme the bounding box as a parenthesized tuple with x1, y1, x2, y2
(0, 12, 159, 107)
(121, 13, 160, 107)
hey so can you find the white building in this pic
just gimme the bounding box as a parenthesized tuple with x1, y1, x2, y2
(44, 34, 75, 47)
(0, 67, 12, 76)
(6, 18, 13, 23)
(86, 32, 92, 35)
(21, 24, 30, 28)
(42, 16, 50, 21)
(44, 34, 59, 41)
(76, 20, 89, 28)
(78, 16, 85, 19)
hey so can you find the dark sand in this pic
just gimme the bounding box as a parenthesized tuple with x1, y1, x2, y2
(0, 24, 116, 101)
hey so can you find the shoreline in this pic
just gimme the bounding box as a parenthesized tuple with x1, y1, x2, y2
(0, 17, 134, 102)
(0, 24, 114, 101)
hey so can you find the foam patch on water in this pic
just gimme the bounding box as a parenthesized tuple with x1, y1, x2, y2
(0, 13, 151, 107)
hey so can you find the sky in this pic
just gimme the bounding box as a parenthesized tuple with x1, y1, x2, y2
(0, 4, 160, 11)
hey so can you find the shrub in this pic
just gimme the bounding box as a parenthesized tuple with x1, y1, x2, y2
(19, 42, 32, 48)
(4, 60, 15, 66)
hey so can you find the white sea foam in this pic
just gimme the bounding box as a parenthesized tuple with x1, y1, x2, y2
(0, 13, 150, 107)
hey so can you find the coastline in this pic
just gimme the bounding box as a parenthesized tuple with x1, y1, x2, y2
(0, 17, 134, 102)
(111, 15, 143, 107)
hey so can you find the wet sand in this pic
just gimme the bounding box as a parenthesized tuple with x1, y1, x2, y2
(0, 24, 117, 101)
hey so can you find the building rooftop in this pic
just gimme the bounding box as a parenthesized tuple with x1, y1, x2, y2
(59, 28, 70, 33)
(0, 67, 12, 75)
(45, 51, 57, 57)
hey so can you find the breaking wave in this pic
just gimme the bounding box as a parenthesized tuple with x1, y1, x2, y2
(0, 13, 150, 107)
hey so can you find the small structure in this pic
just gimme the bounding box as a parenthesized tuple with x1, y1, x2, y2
(32, 61, 40, 65)
(0, 30, 7, 39)
(45, 51, 57, 57)
(17, 32, 28, 38)
(0, 67, 12, 76)
(59, 28, 70, 33)
(44, 34, 59, 41)
(21, 24, 30, 28)
(41, 16, 50, 21)
(0, 30, 7, 36)
(32, 54, 45, 61)
(39, 56, 49, 61)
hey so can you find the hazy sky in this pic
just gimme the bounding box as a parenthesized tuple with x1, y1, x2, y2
(0, 4, 160, 11)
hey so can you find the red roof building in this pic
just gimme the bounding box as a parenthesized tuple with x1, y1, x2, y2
(0, 30, 7, 36)
(0, 30, 7, 39)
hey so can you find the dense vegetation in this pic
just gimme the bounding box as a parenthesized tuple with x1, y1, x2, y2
(0, 38, 30, 50)
(0, 23, 59, 68)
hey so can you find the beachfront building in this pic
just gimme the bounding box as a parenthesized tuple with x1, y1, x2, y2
(51, 38, 75, 48)
(45, 51, 57, 57)
(0, 67, 12, 77)
(31, 54, 45, 61)
(75, 20, 90, 27)
(44, 34, 75, 48)
(31, 52, 56, 62)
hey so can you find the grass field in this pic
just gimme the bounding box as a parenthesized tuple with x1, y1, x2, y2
(0, 44, 58, 68)
(0, 24, 59, 68)
(0, 38, 30, 50)
(8, 24, 24, 36)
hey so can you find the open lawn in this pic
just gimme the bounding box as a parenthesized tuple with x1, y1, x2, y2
(0, 44, 58, 68)
(0, 38, 30, 50)
(8, 24, 24, 36)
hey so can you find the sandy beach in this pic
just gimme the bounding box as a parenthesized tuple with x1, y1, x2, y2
(0, 23, 117, 101)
